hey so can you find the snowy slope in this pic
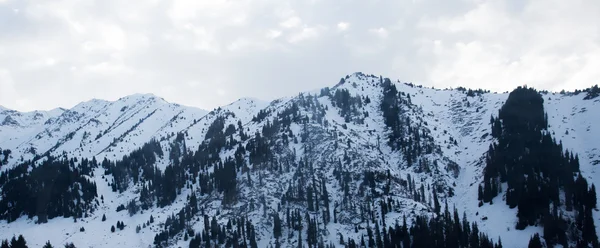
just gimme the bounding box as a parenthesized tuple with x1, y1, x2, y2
(0, 94, 209, 168)
(544, 92, 600, 238)
(0, 107, 65, 151)
(0, 73, 598, 248)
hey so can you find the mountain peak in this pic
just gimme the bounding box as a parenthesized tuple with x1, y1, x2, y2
(67, 93, 169, 113)
(332, 72, 383, 88)
(231, 97, 267, 106)
(117, 93, 168, 104)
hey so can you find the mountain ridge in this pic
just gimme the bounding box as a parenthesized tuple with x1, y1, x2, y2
(0, 72, 599, 247)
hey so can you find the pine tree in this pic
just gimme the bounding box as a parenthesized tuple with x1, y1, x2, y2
(111, 225, 115, 233)
(250, 229, 258, 248)
(43, 241, 54, 248)
(361, 235, 366, 248)
(189, 233, 201, 248)
(323, 182, 330, 223)
(528, 234, 543, 248)
(469, 223, 480, 248)
(211, 216, 219, 240)
(583, 207, 598, 246)
(402, 216, 410, 248)
(375, 222, 383, 248)
(298, 230, 303, 248)
(12, 235, 27, 248)
(589, 184, 597, 209)
(273, 214, 282, 239)
(307, 186, 314, 212)
(433, 189, 440, 213)
(367, 225, 375, 248)
(102, 214, 106, 222)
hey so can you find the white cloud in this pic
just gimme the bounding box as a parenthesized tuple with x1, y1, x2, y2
(337, 22, 349, 31)
(82, 61, 131, 75)
(287, 26, 324, 43)
(280, 16, 302, 28)
(428, 1, 512, 37)
(227, 38, 250, 51)
(266, 29, 282, 39)
(369, 27, 388, 38)
(0, 0, 598, 111)
(0, 69, 18, 106)
(98, 24, 128, 51)
(417, 0, 600, 91)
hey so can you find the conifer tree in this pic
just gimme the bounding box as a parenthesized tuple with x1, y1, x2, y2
(273, 214, 282, 239)
(298, 230, 302, 248)
(528, 234, 543, 248)
(43, 241, 54, 248)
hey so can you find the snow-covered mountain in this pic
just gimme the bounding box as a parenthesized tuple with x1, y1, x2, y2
(0, 94, 208, 164)
(0, 73, 598, 248)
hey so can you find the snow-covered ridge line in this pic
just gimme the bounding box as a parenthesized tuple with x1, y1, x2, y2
(0, 93, 209, 168)
(0, 73, 598, 248)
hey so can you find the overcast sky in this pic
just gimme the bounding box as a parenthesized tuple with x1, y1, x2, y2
(0, 0, 599, 111)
